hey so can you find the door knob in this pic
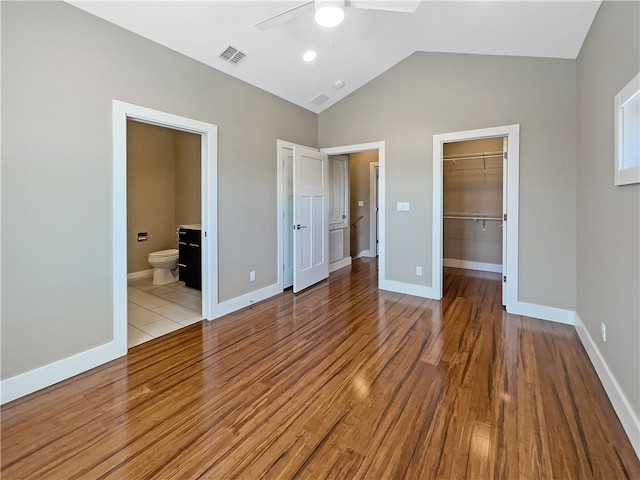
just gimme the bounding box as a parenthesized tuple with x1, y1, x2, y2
(295, 224, 307, 230)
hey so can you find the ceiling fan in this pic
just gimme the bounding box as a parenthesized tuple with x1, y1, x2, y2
(255, 0, 422, 31)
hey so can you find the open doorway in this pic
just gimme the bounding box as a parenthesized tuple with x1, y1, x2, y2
(347, 152, 379, 262)
(442, 137, 504, 302)
(125, 120, 203, 347)
(277, 141, 386, 293)
(432, 124, 520, 310)
(112, 100, 218, 353)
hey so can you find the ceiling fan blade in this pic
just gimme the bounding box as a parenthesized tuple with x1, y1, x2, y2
(254, 1, 314, 31)
(346, 0, 421, 13)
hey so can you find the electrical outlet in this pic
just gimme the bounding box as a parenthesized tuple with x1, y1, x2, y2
(601, 322, 606, 342)
(416, 266, 422, 276)
(250, 271, 256, 282)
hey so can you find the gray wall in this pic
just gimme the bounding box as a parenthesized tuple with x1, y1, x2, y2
(1, 1, 317, 379)
(127, 121, 177, 274)
(126, 121, 201, 274)
(175, 129, 202, 229)
(577, 1, 640, 417)
(319, 51, 577, 309)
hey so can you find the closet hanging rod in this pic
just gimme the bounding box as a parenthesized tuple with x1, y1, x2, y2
(443, 214, 502, 232)
(443, 213, 502, 221)
(443, 151, 503, 162)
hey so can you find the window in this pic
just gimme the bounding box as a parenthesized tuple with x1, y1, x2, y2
(615, 72, 640, 186)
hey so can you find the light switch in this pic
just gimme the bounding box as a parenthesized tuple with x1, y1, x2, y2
(358, 200, 364, 207)
(397, 202, 410, 211)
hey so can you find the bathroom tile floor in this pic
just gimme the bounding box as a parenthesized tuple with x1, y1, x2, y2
(127, 277, 202, 348)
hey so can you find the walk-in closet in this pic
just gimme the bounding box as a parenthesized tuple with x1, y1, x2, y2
(442, 137, 505, 279)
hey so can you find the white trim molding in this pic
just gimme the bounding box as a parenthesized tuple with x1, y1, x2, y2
(443, 258, 502, 273)
(378, 279, 439, 300)
(215, 283, 282, 319)
(330, 256, 352, 272)
(614, 72, 640, 186)
(1, 341, 121, 404)
(369, 162, 379, 259)
(574, 313, 640, 457)
(508, 301, 575, 325)
(127, 269, 153, 280)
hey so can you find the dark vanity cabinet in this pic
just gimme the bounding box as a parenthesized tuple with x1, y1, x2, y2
(178, 227, 201, 290)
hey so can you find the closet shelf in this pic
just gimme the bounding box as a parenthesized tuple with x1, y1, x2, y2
(443, 151, 503, 162)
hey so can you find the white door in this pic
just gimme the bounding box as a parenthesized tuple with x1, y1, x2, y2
(502, 137, 508, 305)
(329, 155, 349, 229)
(329, 155, 348, 264)
(293, 146, 329, 293)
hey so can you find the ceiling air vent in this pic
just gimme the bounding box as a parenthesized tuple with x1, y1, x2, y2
(310, 93, 330, 106)
(218, 45, 248, 66)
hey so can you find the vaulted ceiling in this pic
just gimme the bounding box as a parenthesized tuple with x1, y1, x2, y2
(67, 1, 601, 113)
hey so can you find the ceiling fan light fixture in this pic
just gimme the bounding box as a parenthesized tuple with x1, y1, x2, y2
(315, 0, 345, 27)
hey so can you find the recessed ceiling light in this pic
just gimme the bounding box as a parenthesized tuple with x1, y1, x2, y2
(334, 80, 345, 89)
(303, 50, 317, 62)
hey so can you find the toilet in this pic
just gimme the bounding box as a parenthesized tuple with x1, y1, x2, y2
(148, 249, 179, 285)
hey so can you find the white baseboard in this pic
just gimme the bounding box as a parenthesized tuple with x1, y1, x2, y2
(127, 269, 153, 280)
(330, 256, 352, 272)
(443, 258, 502, 273)
(379, 279, 439, 299)
(354, 250, 375, 259)
(214, 282, 283, 319)
(574, 313, 640, 458)
(507, 301, 575, 325)
(1, 340, 126, 405)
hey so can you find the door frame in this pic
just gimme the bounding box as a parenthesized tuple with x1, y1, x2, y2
(321, 142, 386, 283)
(369, 162, 379, 258)
(432, 124, 519, 310)
(277, 140, 308, 290)
(277, 140, 385, 292)
(113, 100, 218, 352)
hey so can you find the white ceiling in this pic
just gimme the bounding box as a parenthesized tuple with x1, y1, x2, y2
(67, 1, 601, 114)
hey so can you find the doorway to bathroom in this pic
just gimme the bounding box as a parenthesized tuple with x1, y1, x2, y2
(126, 119, 203, 347)
(112, 100, 218, 352)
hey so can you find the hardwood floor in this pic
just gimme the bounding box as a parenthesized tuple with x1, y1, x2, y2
(2, 259, 639, 479)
